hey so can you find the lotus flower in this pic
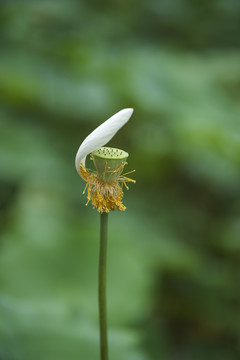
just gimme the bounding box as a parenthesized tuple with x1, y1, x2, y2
(75, 109, 135, 213)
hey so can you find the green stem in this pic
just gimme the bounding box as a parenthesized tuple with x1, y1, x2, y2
(99, 212, 109, 360)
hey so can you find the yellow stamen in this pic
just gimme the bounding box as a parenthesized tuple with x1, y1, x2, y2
(80, 162, 135, 214)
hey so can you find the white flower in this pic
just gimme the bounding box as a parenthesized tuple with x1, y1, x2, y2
(75, 108, 134, 177)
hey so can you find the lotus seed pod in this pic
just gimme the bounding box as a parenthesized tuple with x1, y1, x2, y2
(91, 147, 129, 183)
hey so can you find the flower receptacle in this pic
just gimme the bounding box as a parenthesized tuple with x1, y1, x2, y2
(92, 147, 129, 183)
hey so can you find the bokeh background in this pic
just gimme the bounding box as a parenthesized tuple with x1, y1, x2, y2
(0, 1, 240, 359)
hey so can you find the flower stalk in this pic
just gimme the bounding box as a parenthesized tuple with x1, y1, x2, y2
(99, 212, 109, 360)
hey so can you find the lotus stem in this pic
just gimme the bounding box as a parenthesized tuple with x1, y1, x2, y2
(99, 212, 109, 360)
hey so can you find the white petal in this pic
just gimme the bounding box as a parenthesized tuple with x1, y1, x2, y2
(75, 108, 134, 176)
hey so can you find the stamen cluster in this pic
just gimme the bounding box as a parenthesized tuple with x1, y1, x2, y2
(80, 161, 135, 213)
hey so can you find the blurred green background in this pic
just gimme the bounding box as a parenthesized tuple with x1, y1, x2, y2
(0, 1, 240, 359)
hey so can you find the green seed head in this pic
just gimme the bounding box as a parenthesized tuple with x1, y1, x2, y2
(92, 147, 129, 160)
(91, 147, 129, 183)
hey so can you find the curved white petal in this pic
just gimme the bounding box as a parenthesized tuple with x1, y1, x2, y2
(75, 108, 134, 177)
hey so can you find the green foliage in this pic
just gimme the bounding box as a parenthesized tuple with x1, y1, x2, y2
(0, 1, 240, 359)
